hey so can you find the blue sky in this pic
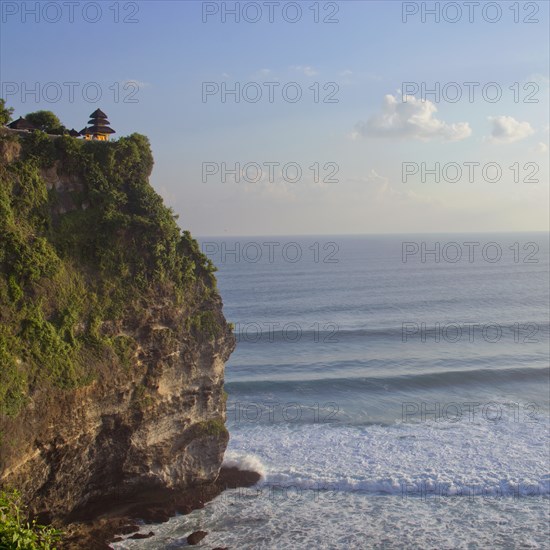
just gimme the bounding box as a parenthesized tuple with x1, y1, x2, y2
(1, 0, 549, 235)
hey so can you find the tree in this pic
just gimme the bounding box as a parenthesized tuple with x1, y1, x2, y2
(0, 99, 14, 125)
(25, 110, 65, 134)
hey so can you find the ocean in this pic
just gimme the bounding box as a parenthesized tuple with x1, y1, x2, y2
(113, 233, 550, 549)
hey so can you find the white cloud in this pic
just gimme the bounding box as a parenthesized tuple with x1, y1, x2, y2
(487, 115, 534, 143)
(354, 94, 471, 142)
(532, 142, 548, 154)
(291, 65, 318, 77)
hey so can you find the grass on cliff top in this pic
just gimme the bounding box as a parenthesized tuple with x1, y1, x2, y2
(0, 129, 222, 418)
(0, 489, 63, 549)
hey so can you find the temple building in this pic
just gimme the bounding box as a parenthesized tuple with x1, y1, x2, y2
(80, 109, 116, 141)
(6, 116, 36, 131)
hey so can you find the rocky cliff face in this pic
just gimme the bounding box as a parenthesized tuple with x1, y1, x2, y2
(0, 129, 235, 523)
(1, 293, 233, 521)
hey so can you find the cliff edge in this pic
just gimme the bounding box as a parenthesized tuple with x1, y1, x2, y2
(0, 129, 235, 530)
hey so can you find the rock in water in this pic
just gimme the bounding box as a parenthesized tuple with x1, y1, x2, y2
(187, 530, 208, 545)
(129, 531, 155, 539)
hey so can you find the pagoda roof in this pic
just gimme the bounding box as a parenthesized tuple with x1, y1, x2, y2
(7, 116, 36, 130)
(86, 125, 116, 134)
(89, 108, 108, 119)
(88, 118, 111, 125)
(68, 128, 80, 137)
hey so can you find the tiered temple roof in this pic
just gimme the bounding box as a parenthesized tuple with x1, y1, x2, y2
(80, 109, 116, 138)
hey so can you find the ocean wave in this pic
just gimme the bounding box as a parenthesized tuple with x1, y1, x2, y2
(231, 322, 550, 346)
(226, 365, 550, 394)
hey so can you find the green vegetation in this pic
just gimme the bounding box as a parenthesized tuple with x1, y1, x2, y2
(0, 100, 13, 126)
(132, 384, 154, 410)
(0, 490, 62, 549)
(195, 419, 228, 438)
(110, 334, 138, 369)
(23, 111, 65, 135)
(0, 126, 222, 418)
(186, 310, 221, 339)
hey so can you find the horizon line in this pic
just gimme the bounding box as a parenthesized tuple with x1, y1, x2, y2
(194, 230, 550, 239)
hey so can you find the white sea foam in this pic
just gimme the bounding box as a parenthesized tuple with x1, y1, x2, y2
(225, 418, 550, 496)
(222, 454, 267, 478)
(113, 488, 550, 549)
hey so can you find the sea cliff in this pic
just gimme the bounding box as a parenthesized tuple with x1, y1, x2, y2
(0, 128, 235, 545)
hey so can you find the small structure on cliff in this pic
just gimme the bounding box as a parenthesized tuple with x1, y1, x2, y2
(6, 116, 36, 132)
(80, 109, 116, 141)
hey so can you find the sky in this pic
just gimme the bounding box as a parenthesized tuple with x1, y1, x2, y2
(1, 0, 549, 236)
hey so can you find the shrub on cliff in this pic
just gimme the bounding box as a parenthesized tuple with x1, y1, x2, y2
(24, 111, 65, 135)
(0, 100, 13, 126)
(0, 490, 62, 549)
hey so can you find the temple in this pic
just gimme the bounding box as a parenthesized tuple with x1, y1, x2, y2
(80, 109, 116, 141)
(6, 116, 36, 131)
